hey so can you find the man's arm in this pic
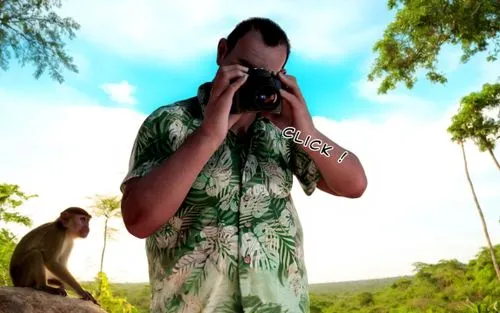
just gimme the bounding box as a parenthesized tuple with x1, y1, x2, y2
(265, 72, 366, 198)
(297, 128, 367, 198)
(122, 64, 249, 239)
(121, 127, 222, 239)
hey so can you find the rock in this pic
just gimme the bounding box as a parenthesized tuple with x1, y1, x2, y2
(0, 287, 106, 313)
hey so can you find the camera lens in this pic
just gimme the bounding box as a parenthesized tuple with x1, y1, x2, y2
(254, 86, 278, 108)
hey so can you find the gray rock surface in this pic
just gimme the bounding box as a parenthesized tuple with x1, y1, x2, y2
(0, 287, 106, 313)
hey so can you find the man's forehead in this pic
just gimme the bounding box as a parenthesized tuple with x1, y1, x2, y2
(231, 32, 287, 72)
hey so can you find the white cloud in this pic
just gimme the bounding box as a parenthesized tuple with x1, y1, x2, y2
(101, 81, 137, 105)
(354, 77, 440, 121)
(298, 109, 499, 283)
(0, 86, 147, 283)
(1, 86, 499, 285)
(59, 0, 384, 64)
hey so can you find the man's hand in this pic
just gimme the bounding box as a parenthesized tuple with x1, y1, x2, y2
(263, 71, 315, 134)
(200, 64, 249, 141)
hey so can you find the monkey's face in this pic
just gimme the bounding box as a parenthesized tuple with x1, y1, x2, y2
(71, 214, 90, 238)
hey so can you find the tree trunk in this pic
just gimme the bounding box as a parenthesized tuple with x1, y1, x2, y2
(97, 218, 108, 297)
(461, 142, 500, 281)
(487, 148, 500, 171)
(100, 219, 108, 273)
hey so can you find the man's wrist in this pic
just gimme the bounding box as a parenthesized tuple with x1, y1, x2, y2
(195, 125, 225, 151)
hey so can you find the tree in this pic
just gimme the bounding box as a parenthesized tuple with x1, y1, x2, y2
(88, 195, 122, 275)
(368, 0, 499, 94)
(0, 228, 17, 285)
(0, 183, 36, 226)
(0, 183, 37, 285)
(92, 272, 138, 313)
(0, 0, 80, 83)
(456, 82, 500, 170)
(448, 116, 500, 281)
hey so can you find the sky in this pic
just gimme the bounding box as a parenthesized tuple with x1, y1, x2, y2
(1, 0, 499, 284)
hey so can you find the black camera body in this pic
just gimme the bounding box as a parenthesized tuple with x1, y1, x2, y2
(231, 68, 282, 114)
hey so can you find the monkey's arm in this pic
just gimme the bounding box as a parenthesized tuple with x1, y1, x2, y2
(42, 234, 85, 295)
(44, 259, 86, 296)
(55, 242, 73, 289)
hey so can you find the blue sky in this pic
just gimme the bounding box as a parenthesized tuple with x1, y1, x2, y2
(2, 37, 382, 118)
(0, 0, 499, 284)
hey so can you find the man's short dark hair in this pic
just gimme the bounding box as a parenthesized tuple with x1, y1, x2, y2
(226, 17, 291, 66)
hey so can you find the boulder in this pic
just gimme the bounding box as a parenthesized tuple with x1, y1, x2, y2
(0, 287, 106, 313)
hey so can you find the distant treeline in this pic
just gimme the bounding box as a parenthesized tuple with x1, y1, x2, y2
(94, 245, 499, 313)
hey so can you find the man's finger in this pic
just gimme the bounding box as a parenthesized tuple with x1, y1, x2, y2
(225, 74, 248, 95)
(217, 74, 248, 114)
(279, 88, 301, 109)
(279, 72, 305, 103)
(219, 64, 249, 73)
(212, 69, 248, 99)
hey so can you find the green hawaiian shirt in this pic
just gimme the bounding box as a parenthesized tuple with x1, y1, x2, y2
(121, 82, 322, 313)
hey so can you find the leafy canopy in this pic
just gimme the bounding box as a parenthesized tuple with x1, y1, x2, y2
(88, 194, 122, 220)
(0, 183, 37, 226)
(0, 183, 36, 286)
(448, 82, 500, 150)
(368, 0, 500, 94)
(0, 0, 80, 83)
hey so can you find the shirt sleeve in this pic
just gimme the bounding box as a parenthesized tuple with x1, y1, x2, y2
(290, 142, 322, 196)
(120, 107, 176, 193)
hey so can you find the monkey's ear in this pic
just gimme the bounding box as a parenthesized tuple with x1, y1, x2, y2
(58, 212, 72, 228)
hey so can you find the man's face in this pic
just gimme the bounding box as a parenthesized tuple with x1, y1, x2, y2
(217, 30, 287, 74)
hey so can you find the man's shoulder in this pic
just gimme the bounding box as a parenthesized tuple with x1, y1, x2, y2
(146, 96, 202, 124)
(134, 95, 202, 146)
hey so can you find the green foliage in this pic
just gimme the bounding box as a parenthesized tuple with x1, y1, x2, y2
(92, 272, 139, 313)
(0, 183, 37, 226)
(357, 292, 375, 306)
(108, 283, 151, 313)
(467, 246, 500, 293)
(0, 229, 16, 286)
(0, 0, 80, 83)
(368, 0, 500, 94)
(448, 83, 500, 149)
(309, 276, 405, 294)
(99, 246, 500, 313)
(306, 245, 500, 313)
(89, 194, 122, 220)
(0, 183, 36, 286)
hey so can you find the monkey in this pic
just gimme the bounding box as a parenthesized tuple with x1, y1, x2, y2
(9, 207, 99, 305)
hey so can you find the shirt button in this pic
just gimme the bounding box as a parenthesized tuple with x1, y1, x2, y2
(244, 255, 251, 264)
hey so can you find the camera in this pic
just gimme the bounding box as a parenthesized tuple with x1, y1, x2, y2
(231, 68, 282, 114)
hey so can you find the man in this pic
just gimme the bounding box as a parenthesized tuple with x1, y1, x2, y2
(120, 17, 367, 313)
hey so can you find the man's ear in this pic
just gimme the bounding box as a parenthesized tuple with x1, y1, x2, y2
(216, 38, 228, 66)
